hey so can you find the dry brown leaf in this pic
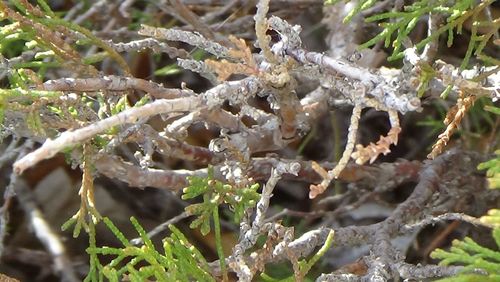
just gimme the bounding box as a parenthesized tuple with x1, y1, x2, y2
(428, 94, 476, 159)
(205, 36, 258, 81)
(0, 273, 20, 282)
(352, 126, 401, 165)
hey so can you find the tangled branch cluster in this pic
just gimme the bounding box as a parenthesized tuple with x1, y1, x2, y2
(0, 0, 499, 281)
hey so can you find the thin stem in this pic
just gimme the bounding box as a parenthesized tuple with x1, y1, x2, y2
(213, 207, 228, 282)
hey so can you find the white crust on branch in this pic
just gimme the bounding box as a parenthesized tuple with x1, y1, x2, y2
(14, 97, 201, 173)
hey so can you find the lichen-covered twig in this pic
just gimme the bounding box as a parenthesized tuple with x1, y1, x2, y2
(13, 97, 201, 173)
(405, 48, 500, 101)
(402, 213, 494, 233)
(395, 263, 484, 281)
(14, 74, 265, 175)
(177, 58, 219, 83)
(42, 76, 195, 99)
(285, 47, 421, 114)
(109, 38, 189, 59)
(231, 162, 300, 281)
(0, 2, 96, 75)
(139, 24, 229, 58)
(309, 105, 361, 199)
(363, 149, 465, 280)
(205, 36, 259, 81)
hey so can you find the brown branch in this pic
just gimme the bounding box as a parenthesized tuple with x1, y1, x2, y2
(94, 154, 206, 191)
(94, 155, 421, 192)
(168, 0, 218, 42)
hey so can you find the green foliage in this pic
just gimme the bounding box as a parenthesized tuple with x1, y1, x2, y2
(26, 109, 45, 136)
(154, 64, 182, 76)
(0, 0, 129, 85)
(0, 1, 106, 139)
(84, 217, 215, 282)
(0, 88, 61, 132)
(182, 168, 259, 280)
(63, 170, 262, 282)
(110, 96, 130, 116)
(61, 206, 100, 239)
(86, 220, 101, 282)
(478, 104, 500, 189)
(182, 167, 260, 235)
(1, 3, 71, 69)
(128, 9, 155, 30)
(434, 274, 500, 282)
(482, 209, 500, 227)
(326, 0, 498, 66)
(430, 226, 500, 281)
(479, 150, 500, 189)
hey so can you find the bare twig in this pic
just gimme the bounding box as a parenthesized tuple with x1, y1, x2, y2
(168, 0, 218, 42)
(14, 179, 79, 282)
(118, 0, 135, 18)
(11, 142, 79, 282)
(211, 149, 481, 281)
(94, 154, 207, 191)
(0, 139, 32, 258)
(421, 12, 441, 62)
(94, 155, 421, 192)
